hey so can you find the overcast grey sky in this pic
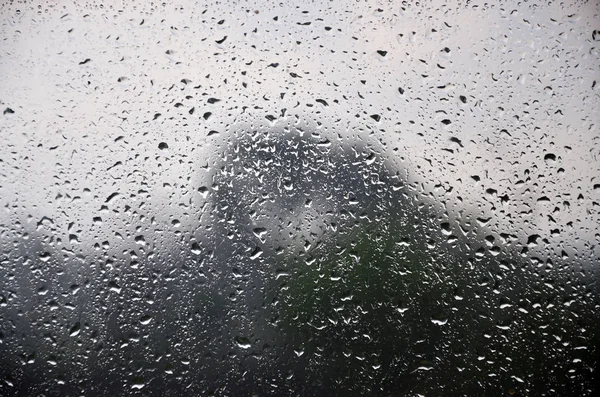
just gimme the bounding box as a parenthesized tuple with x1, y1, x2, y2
(1, 0, 599, 264)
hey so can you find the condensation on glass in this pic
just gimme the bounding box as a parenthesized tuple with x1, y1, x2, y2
(0, 1, 599, 396)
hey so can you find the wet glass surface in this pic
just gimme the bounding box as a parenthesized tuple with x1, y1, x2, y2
(1, 1, 599, 396)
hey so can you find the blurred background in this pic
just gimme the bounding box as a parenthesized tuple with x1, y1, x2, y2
(1, 1, 599, 395)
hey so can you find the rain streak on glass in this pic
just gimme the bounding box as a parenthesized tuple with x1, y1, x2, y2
(1, 1, 599, 396)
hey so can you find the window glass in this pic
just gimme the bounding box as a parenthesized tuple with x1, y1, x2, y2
(1, 1, 599, 395)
